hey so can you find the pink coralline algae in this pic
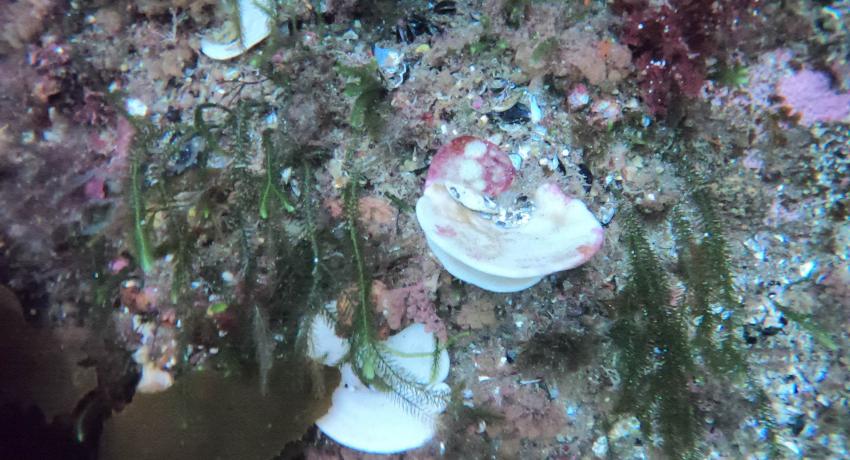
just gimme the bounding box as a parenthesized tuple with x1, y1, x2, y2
(777, 70, 850, 126)
(83, 176, 107, 200)
(375, 279, 447, 342)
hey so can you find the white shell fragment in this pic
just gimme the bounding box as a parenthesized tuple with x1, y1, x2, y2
(125, 98, 148, 117)
(315, 323, 450, 454)
(529, 93, 544, 124)
(374, 45, 407, 89)
(425, 233, 542, 292)
(200, 0, 274, 60)
(383, 323, 450, 384)
(134, 361, 174, 394)
(415, 136, 604, 292)
(132, 320, 175, 394)
(306, 314, 349, 366)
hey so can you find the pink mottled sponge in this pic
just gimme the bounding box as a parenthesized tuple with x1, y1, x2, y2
(777, 69, 850, 126)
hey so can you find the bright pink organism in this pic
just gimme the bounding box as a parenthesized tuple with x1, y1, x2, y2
(777, 70, 850, 126)
(425, 136, 515, 196)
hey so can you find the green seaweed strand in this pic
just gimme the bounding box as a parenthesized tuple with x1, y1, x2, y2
(303, 163, 322, 290)
(342, 170, 377, 380)
(294, 162, 333, 361)
(616, 210, 700, 458)
(259, 131, 295, 219)
(774, 302, 837, 352)
(335, 148, 451, 415)
(341, 162, 446, 412)
(130, 150, 154, 273)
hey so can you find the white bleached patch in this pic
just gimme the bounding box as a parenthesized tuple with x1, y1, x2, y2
(458, 160, 483, 183)
(464, 140, 487, 158)
(132, 321, 175, 394)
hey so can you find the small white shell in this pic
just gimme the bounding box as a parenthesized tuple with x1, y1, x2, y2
(200, 0, 274, 60)
(317, 364, 449, 454)
(306, 314, 349, 366)
(135, 362, 174, 394)
(529, 93, 544, 123)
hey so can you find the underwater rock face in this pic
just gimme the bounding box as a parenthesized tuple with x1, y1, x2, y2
(416, 136, 604, 292)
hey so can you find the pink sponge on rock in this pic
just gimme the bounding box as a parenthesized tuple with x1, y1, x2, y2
(777, 70, 850, 126)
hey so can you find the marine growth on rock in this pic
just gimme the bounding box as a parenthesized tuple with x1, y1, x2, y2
(416, 136, 604, 292)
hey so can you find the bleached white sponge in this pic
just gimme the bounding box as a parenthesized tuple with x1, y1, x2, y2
(415, 136, 604, 292)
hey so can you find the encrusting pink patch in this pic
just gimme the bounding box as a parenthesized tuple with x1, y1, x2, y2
(777, 69, 850, 126)
(109, 257, 130, 273)
(425, 136, 514, 195)
(545, 182, 573, 204)
(84, 176, 106, 200)
(579, 228, 605, 258)
(435, 225, 457, 238)
(576, 244, 596, 260)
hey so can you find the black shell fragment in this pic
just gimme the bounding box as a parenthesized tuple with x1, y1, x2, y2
(432, 1, 457, 15)
(492, 102, 531, 124)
